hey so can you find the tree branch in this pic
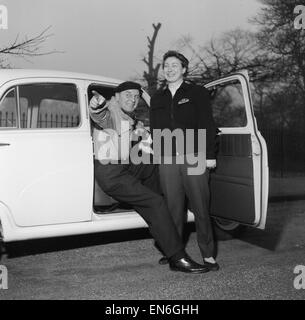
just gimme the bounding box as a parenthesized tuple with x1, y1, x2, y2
(0, 26, 62, 66)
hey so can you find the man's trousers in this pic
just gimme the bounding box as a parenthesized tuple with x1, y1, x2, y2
(94, 160, 184, 259)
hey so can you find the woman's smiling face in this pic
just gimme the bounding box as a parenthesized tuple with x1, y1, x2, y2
(163, 56, 186, 84)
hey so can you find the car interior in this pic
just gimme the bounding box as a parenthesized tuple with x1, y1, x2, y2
(207, 82, 257, 224)
(87, 84, 134, 214)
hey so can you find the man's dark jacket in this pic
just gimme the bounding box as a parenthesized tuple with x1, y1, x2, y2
(150, 81, 218, 159)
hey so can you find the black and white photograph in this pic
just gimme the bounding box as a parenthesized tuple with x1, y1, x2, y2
(0, 0, 305, 304)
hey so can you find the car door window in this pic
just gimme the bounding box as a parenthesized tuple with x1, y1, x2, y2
(208, 80, 247, 128)
(18, 83, 80, 129)
(0, 88, 17, 128)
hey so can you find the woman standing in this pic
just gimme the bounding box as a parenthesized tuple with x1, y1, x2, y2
(150, 50, 219, 271)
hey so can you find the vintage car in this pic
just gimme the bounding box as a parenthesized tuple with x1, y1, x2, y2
(0, 69, 268, 247)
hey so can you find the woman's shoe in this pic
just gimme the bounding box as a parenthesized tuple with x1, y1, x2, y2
(203, 260, 220, 271)
(158, 256, 169, 265)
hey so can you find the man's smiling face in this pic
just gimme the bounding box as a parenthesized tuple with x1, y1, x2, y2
(117, 89, 140, 113)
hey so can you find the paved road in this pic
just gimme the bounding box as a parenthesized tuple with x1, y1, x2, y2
(1, 200, 305, 300)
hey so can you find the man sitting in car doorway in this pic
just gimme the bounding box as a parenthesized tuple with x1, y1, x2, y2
(88, 81, 210, 274)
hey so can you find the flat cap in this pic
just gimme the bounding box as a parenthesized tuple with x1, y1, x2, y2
(115, 81, 142, 93)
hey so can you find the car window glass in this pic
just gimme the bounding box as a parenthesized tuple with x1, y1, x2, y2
(208, 80, 247, 128)
(18, 83, 80, 129)
(19, 97, 29, 128)
(0, 88, 17, 128)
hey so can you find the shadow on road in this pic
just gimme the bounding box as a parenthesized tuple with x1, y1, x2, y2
(3, 228, 152, 259)
(231, 200, 297, 251)
(2, 223, 198, 260)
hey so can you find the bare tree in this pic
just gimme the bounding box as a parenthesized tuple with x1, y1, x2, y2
(252, 0, 305, 129)
(178, 28, 269, 84)
(176, 28, 295, 130)
(142, 23, 162, 95)
(0, 26, 60, 68)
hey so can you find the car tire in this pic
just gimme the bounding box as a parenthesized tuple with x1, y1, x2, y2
(212, 217, 246, 240)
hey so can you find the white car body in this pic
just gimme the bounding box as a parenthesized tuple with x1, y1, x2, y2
(0, 69, 268, 243)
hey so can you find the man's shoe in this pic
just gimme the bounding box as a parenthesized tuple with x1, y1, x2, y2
(203, 260, 220, 271)
(159, 256, 169, 265)
(169, 256, 210, 274)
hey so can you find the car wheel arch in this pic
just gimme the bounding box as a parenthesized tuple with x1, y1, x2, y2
(212, 217, 246, 240)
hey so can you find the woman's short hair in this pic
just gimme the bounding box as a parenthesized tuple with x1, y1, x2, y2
(162, 50, 189, 75)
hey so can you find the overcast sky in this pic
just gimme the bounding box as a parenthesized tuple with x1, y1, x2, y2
(0, 0, 262, 80)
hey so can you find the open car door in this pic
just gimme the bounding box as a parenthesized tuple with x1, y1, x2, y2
(204, 70, 269, 230)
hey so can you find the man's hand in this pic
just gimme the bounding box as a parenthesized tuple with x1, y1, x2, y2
(136, 121, 145, 129)
(90, 90, 106, 110)
(135, 121, 145, 134)
(206, 159, 216, 169)
(135, 121, 150, 139)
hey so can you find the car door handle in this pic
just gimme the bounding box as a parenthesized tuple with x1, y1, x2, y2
(0, 143, 10, 147)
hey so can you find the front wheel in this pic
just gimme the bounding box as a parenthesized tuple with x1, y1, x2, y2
(213, 217, 246, 240)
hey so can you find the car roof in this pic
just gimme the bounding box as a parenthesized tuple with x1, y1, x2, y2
(0, 69, 124, 86)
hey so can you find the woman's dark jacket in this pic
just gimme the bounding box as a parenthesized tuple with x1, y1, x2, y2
(150, 81, 218, 159)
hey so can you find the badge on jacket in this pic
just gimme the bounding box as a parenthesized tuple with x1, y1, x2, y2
(178, 98, 190, 105)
